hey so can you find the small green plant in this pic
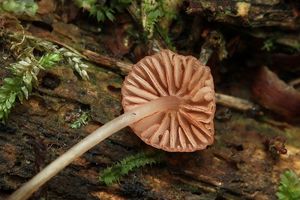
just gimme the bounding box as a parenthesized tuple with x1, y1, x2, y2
(262, 38, 275, 52)
(141, 0, 163, 38)
(276, 170, 300, 200)
(0, 0, 38, 16)
(90, 5, 115, 22)
(70, 111, 91, 129)
(74, 0, 132, 22)
(0, 53, 61, 121)
(141, 0, 178, 47)
(0, 34, 89, 122)
(74, 0, 96, 9)
(99, 151, 164, 185)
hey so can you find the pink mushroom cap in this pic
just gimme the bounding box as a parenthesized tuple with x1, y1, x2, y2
(122, 50, 216, 152)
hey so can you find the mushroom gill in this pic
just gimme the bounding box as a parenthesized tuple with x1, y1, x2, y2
(122, 49, 215, 152)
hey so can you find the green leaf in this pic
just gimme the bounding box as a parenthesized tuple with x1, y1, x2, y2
(23, 73, 33, 89)
(4, 78, 16, 85)
(70, 112, 91, 129)
(0, 93, 7, 100)
(0, 35, 89, 122)
(8, 93, 16, 104)
(39, 53, 61, 68)
(1, 0, 38, 16)
(21, 86, 29, 100)
(105, 9, 115, 21)
(2, 0, 19, 12)
(17, 91, 24, 102)
(96, 10, 105, 22)
(277, 170, 300, 200)
(5, 99, 12, 110)
(3, 108, 9, 119)
(74, 0, 97, 9)
(25, 2, 38, 16)
(30, 71, 38, 82)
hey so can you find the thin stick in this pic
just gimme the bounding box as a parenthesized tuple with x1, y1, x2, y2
(82, 49, 132, 74)
(289, 78, 300, 87)
(215, 93, 256, 111)
(8, 96, 180, 200)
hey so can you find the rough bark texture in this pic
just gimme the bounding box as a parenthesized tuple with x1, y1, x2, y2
(187, 0, 300, 30)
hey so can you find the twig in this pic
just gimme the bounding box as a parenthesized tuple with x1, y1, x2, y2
(8, 33, 84, 58)
(82, 50, 132, 74)
(215, 93, 256, 112)
(289, 78, 300, 88)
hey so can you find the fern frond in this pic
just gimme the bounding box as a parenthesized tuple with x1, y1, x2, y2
(141, 0, 163, 38)
(276, 170, 300, 200)
(0, 77, 22, 121)
(99, 151, 164, 186)
(75, 0, 132, 22)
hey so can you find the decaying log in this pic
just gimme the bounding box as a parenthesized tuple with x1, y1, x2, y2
(187, 0, 300, 30)
(0, 60, 299, 200)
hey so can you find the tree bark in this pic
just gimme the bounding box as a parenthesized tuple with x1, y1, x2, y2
(187, 0, 300, 30)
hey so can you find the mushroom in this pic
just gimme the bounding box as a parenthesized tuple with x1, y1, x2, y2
(8, 49, 216, 200)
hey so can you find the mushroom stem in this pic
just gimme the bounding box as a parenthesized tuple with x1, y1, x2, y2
(8, 96, 180, 200)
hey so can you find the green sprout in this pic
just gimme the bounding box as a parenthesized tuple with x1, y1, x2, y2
(262, 38, 275, 52)
(74, 0, 132, 22)
(70, 111, 91, 129)
(99, 151, 164, 185)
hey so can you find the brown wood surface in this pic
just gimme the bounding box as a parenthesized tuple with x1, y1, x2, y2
(0, 62, 299, 200)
